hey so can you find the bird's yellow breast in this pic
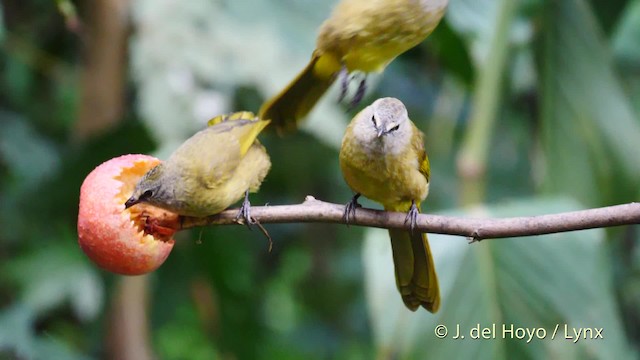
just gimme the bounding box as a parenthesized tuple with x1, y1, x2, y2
(317, 0, 447, 72)
(339, 133, 428, 208)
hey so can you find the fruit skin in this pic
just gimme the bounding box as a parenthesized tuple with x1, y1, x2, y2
(78, 154, 177, 275)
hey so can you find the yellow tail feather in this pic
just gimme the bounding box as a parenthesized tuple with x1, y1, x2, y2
(236, 119, 270, 156)
(386, 204, 440, 312)
(259, 52, 340, 133)
(206, 112, 270, 156)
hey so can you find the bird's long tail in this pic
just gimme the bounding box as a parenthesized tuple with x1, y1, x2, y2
(386, 203, 440, 312)
(259, 51, 339, 133)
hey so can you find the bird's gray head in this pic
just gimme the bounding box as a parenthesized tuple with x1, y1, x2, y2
(124, 164, 168, 209)
(353, 97, 412, 154)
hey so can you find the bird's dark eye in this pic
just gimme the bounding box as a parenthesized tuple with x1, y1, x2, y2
(141, 189, 154, 200)
(389, 124, 400, 132)
(371, 115, 377, 126)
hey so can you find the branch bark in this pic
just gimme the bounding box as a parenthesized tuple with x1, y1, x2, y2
(180, 197, 640, 242)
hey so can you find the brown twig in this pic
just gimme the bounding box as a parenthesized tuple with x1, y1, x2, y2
(180, 196, 640, 242)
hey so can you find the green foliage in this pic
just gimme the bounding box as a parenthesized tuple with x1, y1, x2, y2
(1, 0, 639, 359)
(155, 305, 220, 359)
(539, 0, 640, 206)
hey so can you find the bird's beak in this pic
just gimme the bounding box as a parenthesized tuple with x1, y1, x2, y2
(376, 127, 385, 138)
(124, 197, 139, 209)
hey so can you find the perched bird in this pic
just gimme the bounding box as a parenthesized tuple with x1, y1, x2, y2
(339, 97, 440, 312)
(259, 0, 449, 133)
(125, 112, 271, 221)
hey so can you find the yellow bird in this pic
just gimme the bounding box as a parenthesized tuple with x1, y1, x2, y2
(259, 0, 449, 133)
(340, 97, 440, 312)
(125, 112, 271, 221)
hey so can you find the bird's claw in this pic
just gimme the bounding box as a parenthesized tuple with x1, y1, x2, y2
(404, 201, 419, 234)
(349, 77, 367, 110)
(338, 66, 349, 103)
(338, 66, 367, 110)
(236, 190, 256, 229)
(343, 193, 362, 225)
(235, 191, 273, 252)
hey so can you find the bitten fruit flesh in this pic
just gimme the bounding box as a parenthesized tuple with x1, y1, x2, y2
(78, 154, 179, 275)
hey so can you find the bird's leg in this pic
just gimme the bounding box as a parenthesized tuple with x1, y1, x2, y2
(404, 200, 419, 234)
(349, 75, 367, 110)
(235, 190, 255, 228)
(338, 65, 350, 103)
(235, 190, 274, 252)
(343, 193, 362, 224)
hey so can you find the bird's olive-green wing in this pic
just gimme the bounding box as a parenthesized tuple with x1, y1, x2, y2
(207, 111, 258, 126)
(412, 124, 430, 183)
(168, 119, 270, 189)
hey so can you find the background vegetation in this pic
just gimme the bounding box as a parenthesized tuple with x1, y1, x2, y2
(1, 0, 639, 358)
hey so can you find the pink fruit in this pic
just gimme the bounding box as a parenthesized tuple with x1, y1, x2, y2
(78, 154, 179, 275)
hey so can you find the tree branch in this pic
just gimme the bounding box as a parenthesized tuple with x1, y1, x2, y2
(180, 197, 640, 241)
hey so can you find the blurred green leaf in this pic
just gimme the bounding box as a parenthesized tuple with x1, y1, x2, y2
(612, 0, 640, 117)
(55, 0, 78, 25)
(364, 197, 635, 359)
(612, 0, 640, 65)
(0, 3, 4, 42)
(0, 111, 60, 188)
(0, 112, 64, 244)
(589, 0, 630, 34)
(3, 240, 103, 321)
(0, 305, 35, 359)
(447, 0, 532, 64)
(428, 19, 475, 86)
(264, 248, 311, 333)
(156, 305, 220, 360)
(539, 0, 640, 205)
(0, 305, 88, 360)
